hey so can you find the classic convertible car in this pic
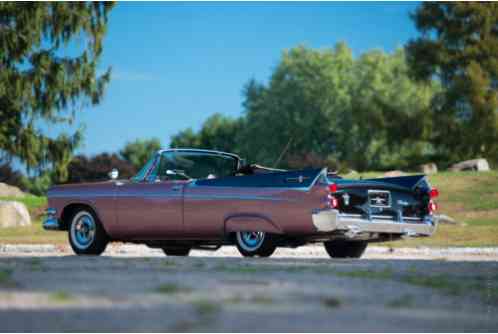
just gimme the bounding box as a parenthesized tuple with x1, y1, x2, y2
(43, 148, 438, 258)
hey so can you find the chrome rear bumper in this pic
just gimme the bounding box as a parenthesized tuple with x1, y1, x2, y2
(312, 209, 437, 238)
(43, 208, 61, 231)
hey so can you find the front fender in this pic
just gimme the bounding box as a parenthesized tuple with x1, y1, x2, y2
(224, 213, 283, 235)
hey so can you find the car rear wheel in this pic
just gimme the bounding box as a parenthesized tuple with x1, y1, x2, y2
(323, 240, 368, 258)
(162, 247, 191, 256)
(235, 231, 277, 257)
(68, 209, 108, 256)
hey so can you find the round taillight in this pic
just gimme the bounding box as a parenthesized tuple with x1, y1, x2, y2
(329, 183, 338, 193)
(429, 188, 439, 199)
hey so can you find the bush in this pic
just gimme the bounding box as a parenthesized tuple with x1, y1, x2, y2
(25, 172, 52, 196)
(67, 153, 136, 183)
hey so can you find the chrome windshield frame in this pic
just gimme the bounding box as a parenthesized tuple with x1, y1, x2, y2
(136, 148, 241, 183)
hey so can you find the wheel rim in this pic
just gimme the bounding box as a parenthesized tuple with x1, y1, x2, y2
(70, 212, 96, 250)
(237, 231, 265, 251)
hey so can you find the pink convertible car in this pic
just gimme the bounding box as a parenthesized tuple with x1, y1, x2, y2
(43, 148, 438, 258)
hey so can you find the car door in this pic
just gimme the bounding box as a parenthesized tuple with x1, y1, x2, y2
(114, 154, 185, 240)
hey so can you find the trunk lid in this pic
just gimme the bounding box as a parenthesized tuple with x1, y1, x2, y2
(327, 174, 431, 220)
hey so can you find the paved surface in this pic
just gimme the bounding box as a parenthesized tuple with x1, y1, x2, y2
(1, 244, 497, 332)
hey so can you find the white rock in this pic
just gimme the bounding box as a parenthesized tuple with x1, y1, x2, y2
(0, 200, 31, 228)
(0, 182, 26, 198)
(450, 158, 490, 172)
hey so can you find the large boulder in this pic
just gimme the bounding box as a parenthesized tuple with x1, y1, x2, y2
(0, 182, 25, 198)
(450, 159, 490, 172)
(418, 163, 438, 174)
(0, 201, 31, 228)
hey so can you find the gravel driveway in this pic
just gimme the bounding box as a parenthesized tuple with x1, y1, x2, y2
(1, 244, 497, 332)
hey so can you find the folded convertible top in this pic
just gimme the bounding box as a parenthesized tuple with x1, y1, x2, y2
(195, 168, 325, 188)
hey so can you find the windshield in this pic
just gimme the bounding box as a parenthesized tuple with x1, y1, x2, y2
(132, 151, 239, 182)
(131, 153, 158, 182)
(157, 151, 238, 180)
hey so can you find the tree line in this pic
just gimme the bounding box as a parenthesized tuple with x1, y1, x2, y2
(171, 3, 498, 171)
(171, 45, 440, 171)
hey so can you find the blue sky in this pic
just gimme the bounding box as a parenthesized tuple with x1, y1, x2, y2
(49, 2, 420, 156)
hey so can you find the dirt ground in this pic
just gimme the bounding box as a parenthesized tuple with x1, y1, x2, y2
(1, 244, 497, 332)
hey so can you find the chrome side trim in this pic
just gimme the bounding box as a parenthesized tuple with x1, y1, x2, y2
(48, 192, 183, 199)
(185, 194, 292, 202)
(48, 192, 289, 202)
(312, 209, 437, 238)
(48, 192, 115, 198)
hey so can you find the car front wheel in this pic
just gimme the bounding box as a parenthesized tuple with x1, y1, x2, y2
(68, 209, 108, 255)
(323, 240, 367, 258)
(235, 231, 277, 257)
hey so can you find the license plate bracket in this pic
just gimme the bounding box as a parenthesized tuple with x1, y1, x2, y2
(368, 190, 391, 208)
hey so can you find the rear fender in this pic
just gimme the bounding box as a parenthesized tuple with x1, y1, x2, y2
(224, 214, 283, 235)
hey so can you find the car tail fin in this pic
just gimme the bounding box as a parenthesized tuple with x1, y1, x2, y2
(363, 174, 428, 191)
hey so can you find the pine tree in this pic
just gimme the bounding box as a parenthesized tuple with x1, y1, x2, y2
(0, 2, 114, 181)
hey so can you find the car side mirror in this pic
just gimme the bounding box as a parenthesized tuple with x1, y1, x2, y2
(165, 169, 189, 180)
(109, 168, 119, 180)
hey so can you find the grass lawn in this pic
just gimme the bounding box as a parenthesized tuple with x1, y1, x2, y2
(0, 171, 497, 247)
(359, 171, 498, 247)
(0, 195, 66, 244)
(0, 220, 67, 244)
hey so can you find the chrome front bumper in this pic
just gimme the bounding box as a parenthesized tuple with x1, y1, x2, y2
(43, 208, 61, 231)
(312, 209, 437, 238)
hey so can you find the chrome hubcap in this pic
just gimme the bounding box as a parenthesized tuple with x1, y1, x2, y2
(237, 231, 265, 251)
(71, 213, 96, 249)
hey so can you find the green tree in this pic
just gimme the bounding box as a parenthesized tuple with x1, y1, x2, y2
(170, 43, 438, 171)
(242, 44, 354, 168)
(197, 113, 243, 152)
(406, 2, 498, 165)
(0, 2, 114, 182)
(170, 128, 201, 148)
(120, 138, 162, 170)
(241, 44, 437, 170)
(170, 113, 243, 153)
(349, 48, 438, 170)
